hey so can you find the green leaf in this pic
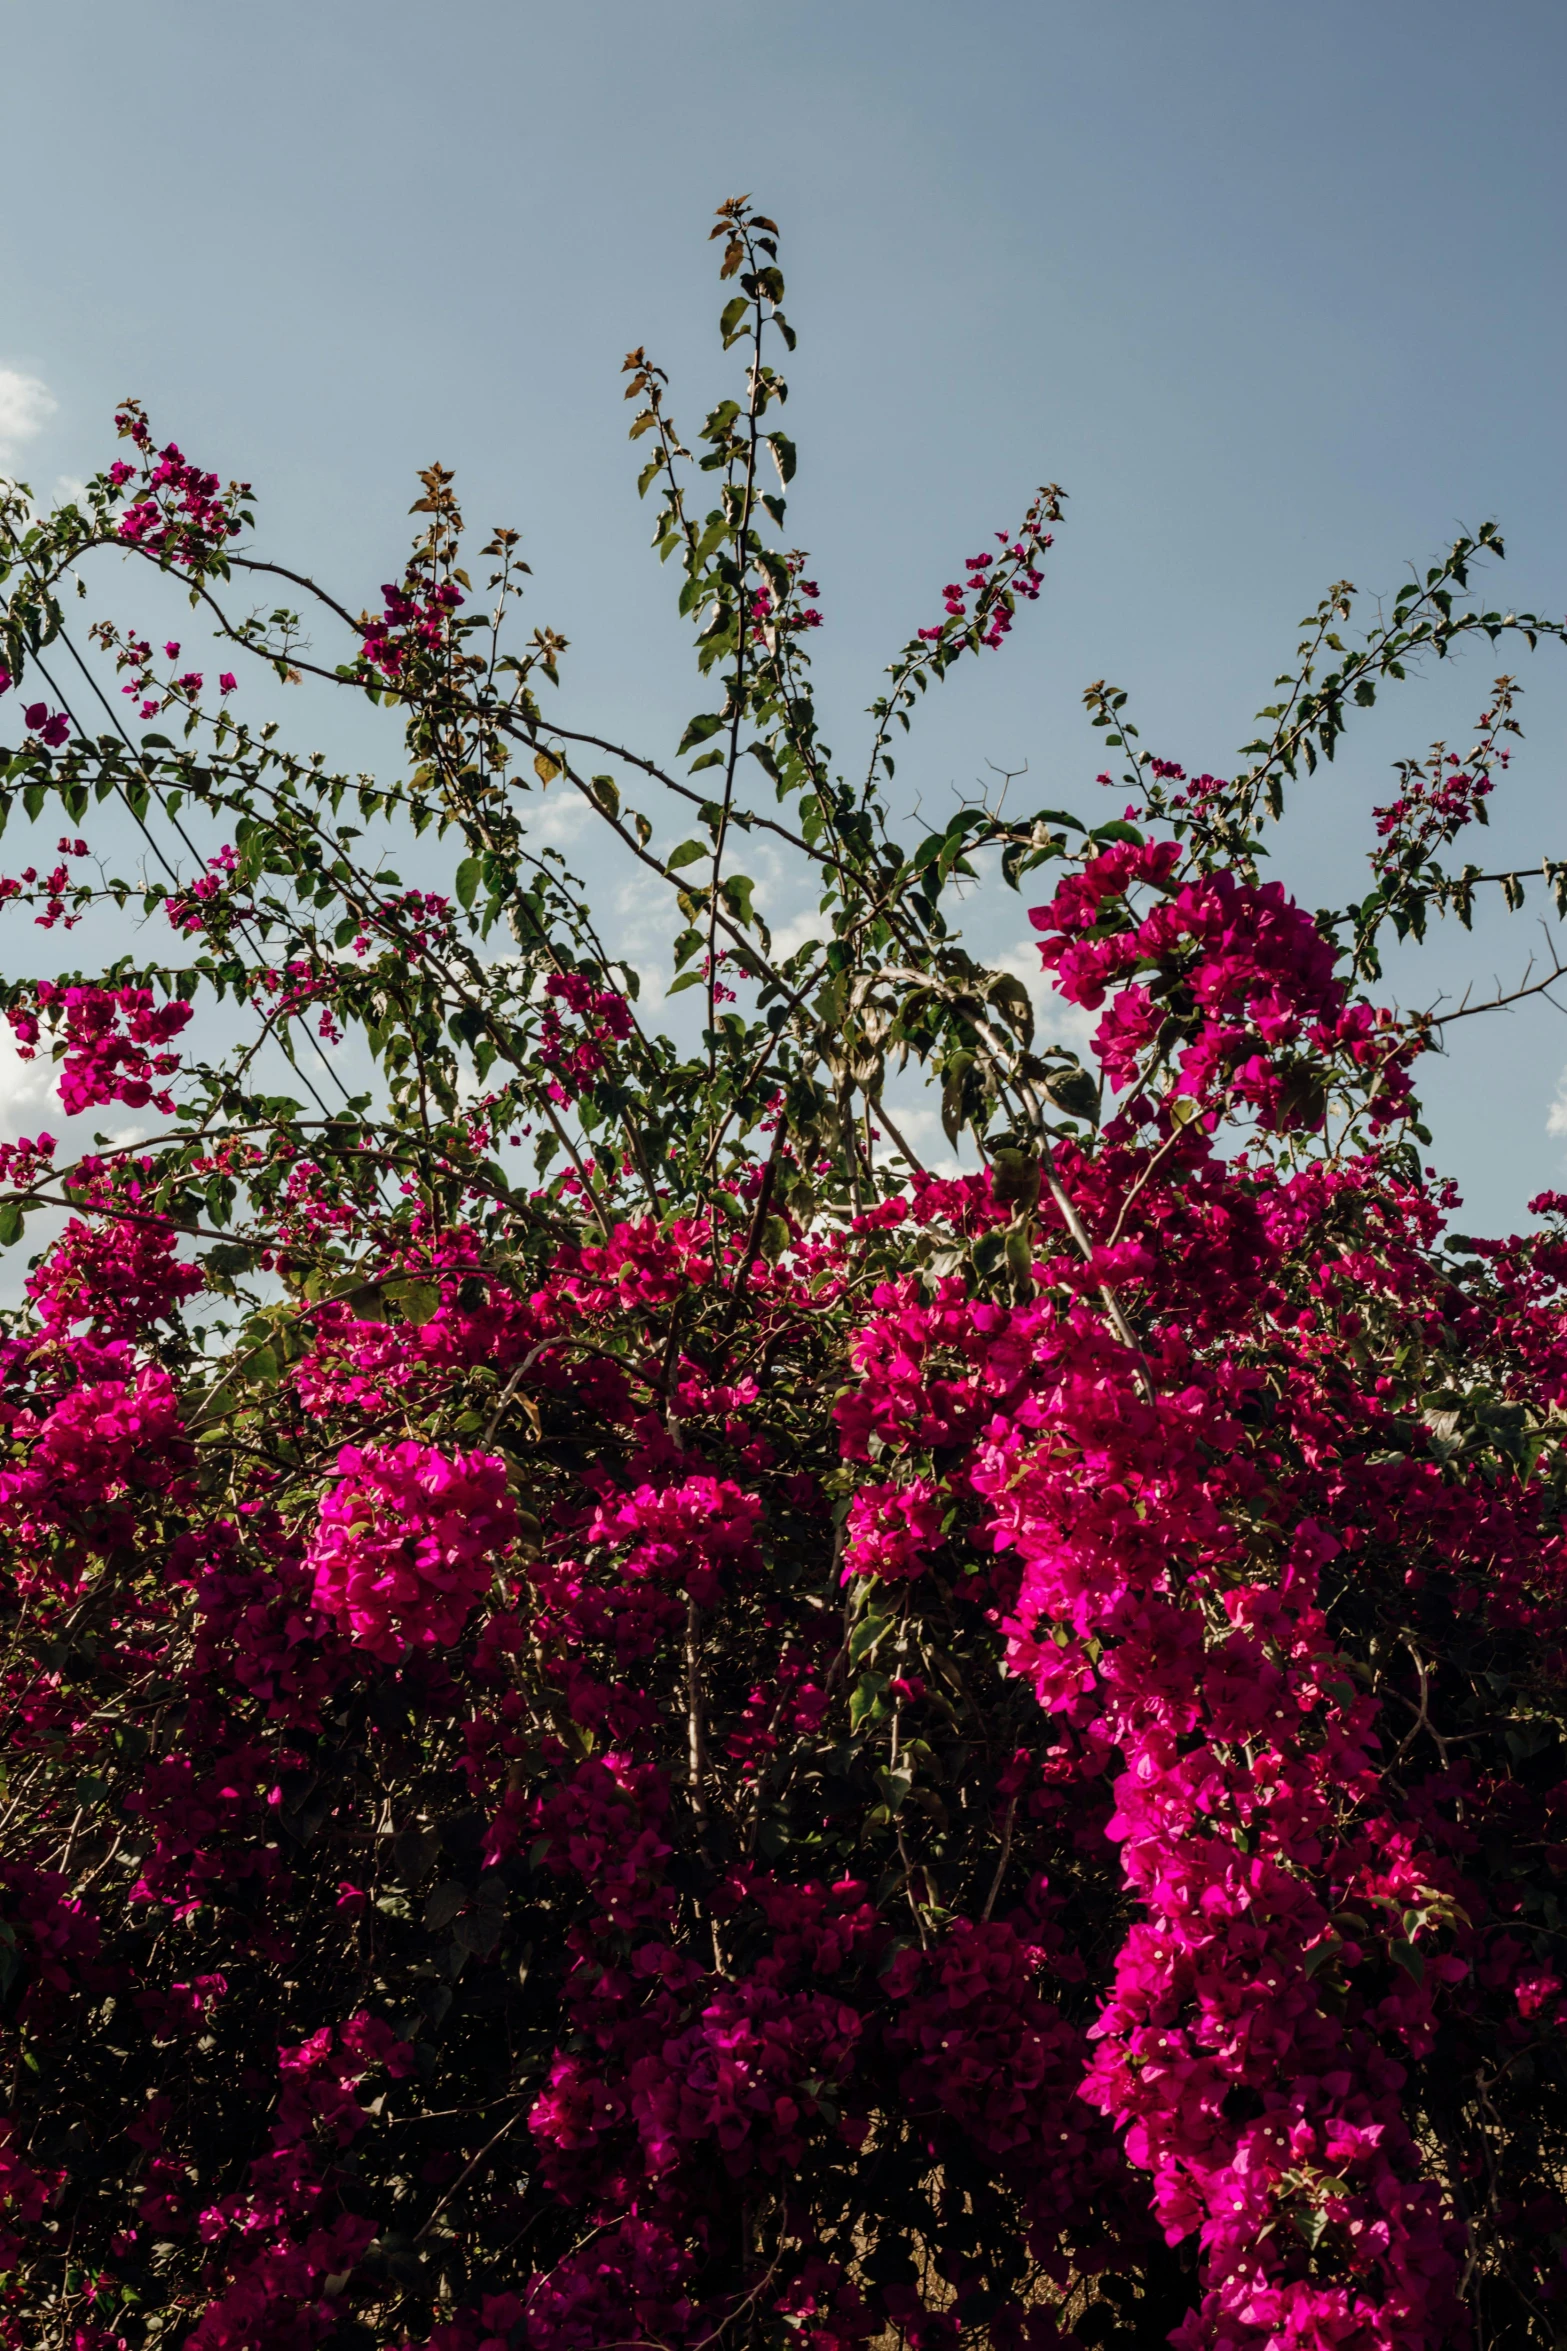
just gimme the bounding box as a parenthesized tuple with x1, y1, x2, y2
(720, 873, 756, 926)
(767, 433, 797, 486)
(1043, 1065, 1099, 1123)
(386, 1278, 441, 1326)
(850, 1607, 894, 1668)
(940, 1052, 974, 1147)
(701, 399, 742, 442)
(1290, 2200, 1329, 2251)
(0, 1199, 23, 1248)
(666, 840, 709, 871)
(1301, 1936, 1344, 1978)
(849, 1672, 890, 1732)
(970, 1231, 1006, 1280)
(677, 713, 724, 756)
(986, 971, 1034, 1047)
(455, 856, 483, 910)
(204, 1242, 258, 1278)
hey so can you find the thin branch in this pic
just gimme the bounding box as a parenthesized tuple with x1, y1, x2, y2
(1419, 929, 1567, 1029)
(980, 1794, 1017, 1923)
(410, 2104, 530, 2245)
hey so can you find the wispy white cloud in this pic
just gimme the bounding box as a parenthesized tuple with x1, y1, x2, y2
(1547, 1065, 1567, 1139)
(0, 368, 57, 464)
(0, 1030, 61, 1136)
(767, 908, 827, 966)
(600, 871, 682, 1008)
(875, 1098, 967, 1178)
(528, 783, 591, 849)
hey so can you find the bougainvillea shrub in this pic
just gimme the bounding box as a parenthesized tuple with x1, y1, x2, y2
(2, 200, 1567, 2351)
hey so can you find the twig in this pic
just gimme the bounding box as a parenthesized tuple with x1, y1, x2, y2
(867, 1098, 931, 1177)
(411, 2104, 528, 2244)
(1420, 926, 1567, 1029)
(980, 1794, 1017, 1923)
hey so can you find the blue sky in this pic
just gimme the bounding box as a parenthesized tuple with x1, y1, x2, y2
(3, 0, 1566, 1231)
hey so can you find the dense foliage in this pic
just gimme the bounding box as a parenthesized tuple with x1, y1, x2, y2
(2, 200, 1567, 2351)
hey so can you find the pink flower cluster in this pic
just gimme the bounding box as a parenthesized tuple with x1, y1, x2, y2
(633, 1980, 862, 2175)
(0, 1131, 55, 1192)
(110, 414, 250, 568)
(538, 970, 634, 1099)
(1372, 752, 1495, 874)
(747, 566, 822, 645)
(0, 839, 88, 932)
(25, 1207, 202, 1341)
(166, 844, 240, 936)
(19, 702, 70, 748)
(885, 1920, 1087, 2164)
(843, 1475, 948, 1581)
(917, 517, 1050, 648)
(827, 1143, 1567, 2349)
(0, 2125, 59, 2279)
(515, 2218, 695, 2351)
(359, 574, 464, 680)
(184, 2015, 411, 2350)
(307, 1440, 519, 1661)
(0, 1361, 190, 1592)
(7, 983, 193, 1117)
(588, 1472, 763, 1607)
(1030, 836, 1416, 1129)
(6, 1150, 1567, 2347)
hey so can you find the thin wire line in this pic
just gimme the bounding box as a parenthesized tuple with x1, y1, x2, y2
(29, 627, 351, 1129)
